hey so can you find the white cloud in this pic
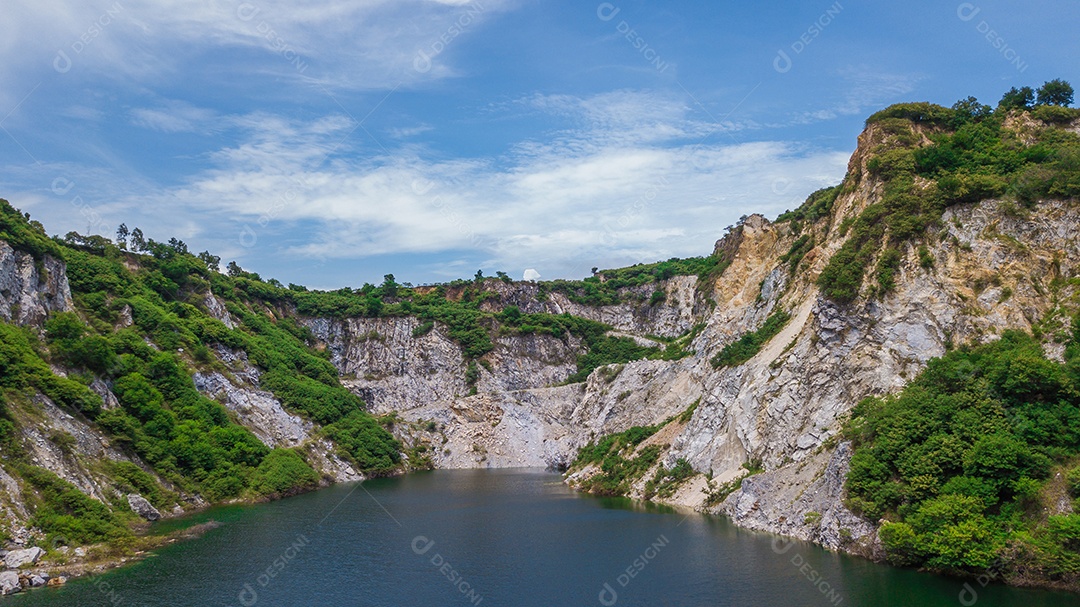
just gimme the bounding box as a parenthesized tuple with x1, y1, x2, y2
(131, 90, 850, 279)
(130, 101, 219, 133)
(0, 0, 508, 109)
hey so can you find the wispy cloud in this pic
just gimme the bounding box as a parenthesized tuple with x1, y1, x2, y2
(1, 0, 509, 108)
(788, 68, 922, 124)
(121, 90, 848, 279)
(130, 101, 219, 133)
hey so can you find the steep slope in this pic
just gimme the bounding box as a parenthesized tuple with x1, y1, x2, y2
(2, 99, 1079, 595)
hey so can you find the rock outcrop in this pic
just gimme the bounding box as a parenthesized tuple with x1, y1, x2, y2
(0, 571, 20, 596)
(3, 547, 43, 569)
(127, 494, 161, 522)
(0, 242, 72, 326)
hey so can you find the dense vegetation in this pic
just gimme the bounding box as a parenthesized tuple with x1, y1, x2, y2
(0, 198, 405, 547)
(791, 81, 1080, 304)
(543, 255, 725, 306)
(710, 310, 791, 369)
(845, 330, 1080, 584)
(571, 423, 666, 495)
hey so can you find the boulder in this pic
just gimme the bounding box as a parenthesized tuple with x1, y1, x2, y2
(46, 576, 66, 587)
(0, 571, 20, 595)
(127, 493, 162, 521)
(29, 574, 46, 587)
(3, 546, 44, 569)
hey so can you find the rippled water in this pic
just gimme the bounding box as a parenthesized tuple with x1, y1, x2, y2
(9, 469, 1079, 606)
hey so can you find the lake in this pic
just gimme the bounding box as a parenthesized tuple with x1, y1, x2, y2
(8, 469, 1079, 606)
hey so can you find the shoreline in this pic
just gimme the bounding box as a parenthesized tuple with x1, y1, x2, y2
(6, 468, 1079, 599)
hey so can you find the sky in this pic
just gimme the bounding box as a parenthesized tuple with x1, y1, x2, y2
(0, 0, 1076, 288)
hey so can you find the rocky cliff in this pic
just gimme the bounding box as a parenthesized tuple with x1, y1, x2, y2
(0, 241, 72, 327)
(2, 109, 1079, 592)
(294, 116, 1080, 558)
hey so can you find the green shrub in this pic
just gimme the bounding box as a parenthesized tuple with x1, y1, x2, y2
(917, 245, 935, 268)
(323, 411, 401, 476)
(105, 461, 170, 508)
(874, 248, 902, 293)
(253, 449, 319, 496)
(845, 331, 1080, 578)
(545, 256, 723, 307)
(710, 310, 791, 369)
(866, 102, 957, 127)
(18, 465, 132, 546)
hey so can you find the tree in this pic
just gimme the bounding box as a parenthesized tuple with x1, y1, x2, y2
(198, 251, 220, 272)
(998, 86, 1034, 110)
(381, 274, 398, 298)
(495, 271, 511, 283)
(227, 261, 243, 277)
(1036, 79, 1074, 107)
(115, 223, 129, 250)
(951, 96, 991, 123)
(130, 227, 146, 252)
(167, 237, 188, 255)
(474, 269, 484, 283)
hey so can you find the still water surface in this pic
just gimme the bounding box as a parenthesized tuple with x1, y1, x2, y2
(9, 469, 1079, 606)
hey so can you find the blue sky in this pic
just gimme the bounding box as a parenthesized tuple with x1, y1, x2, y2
(1, 0, 1076, 288)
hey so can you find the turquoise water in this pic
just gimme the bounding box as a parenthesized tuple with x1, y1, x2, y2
(8, 469, 1079, 606)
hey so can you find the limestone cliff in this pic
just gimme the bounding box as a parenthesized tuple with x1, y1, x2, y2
(0, 241, 72, 327)
(2, 111, 1078, 583)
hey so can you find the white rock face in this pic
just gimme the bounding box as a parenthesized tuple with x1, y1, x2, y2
(0, 570, 20, 595)
(203, 291, 237, 328)
(305, 196, 1080, 554)
(194, 371, 313, 448)
(21, 396, 158, 504)
(3, 546, 44, 569)
(0, 242, 72, 326)
(126, 494, 161, 521)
